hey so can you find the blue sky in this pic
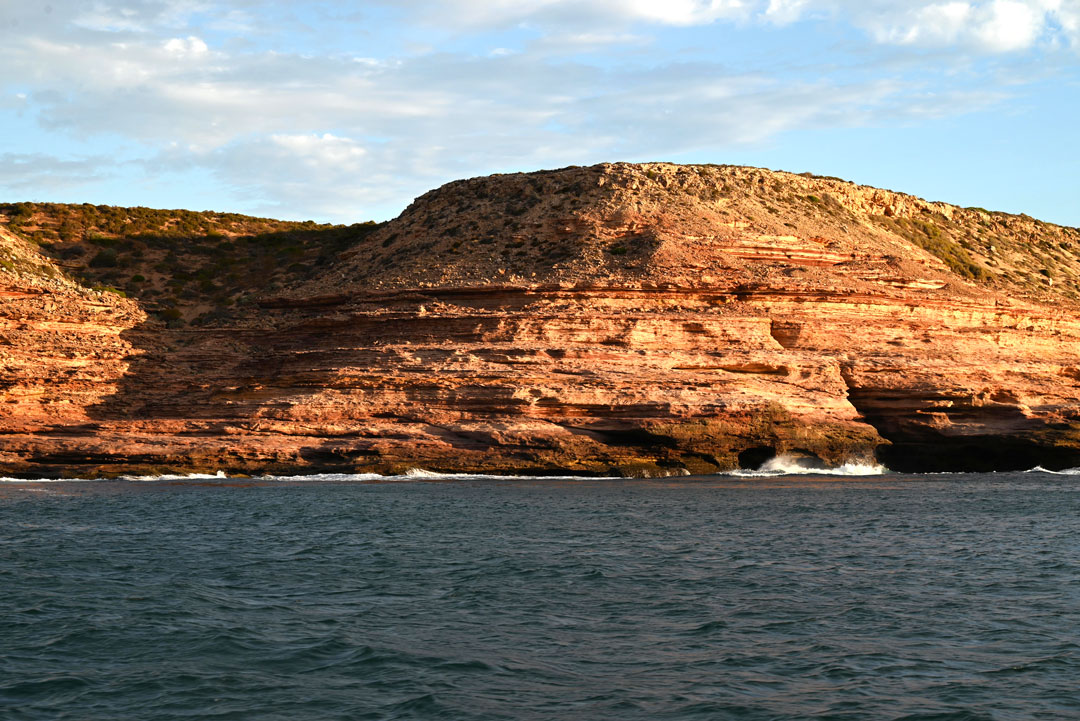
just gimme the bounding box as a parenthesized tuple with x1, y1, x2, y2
(0, 1, 1077, 225)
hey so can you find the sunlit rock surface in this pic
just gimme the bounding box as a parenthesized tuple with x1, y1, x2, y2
(3, 163, 1080, 477)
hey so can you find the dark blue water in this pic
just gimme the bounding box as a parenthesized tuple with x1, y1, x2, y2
(2, 473, 1079, 720)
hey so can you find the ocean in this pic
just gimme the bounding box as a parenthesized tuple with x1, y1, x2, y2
(2, 467, 1078, 720)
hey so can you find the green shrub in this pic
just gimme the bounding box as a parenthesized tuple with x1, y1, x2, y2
(58, 220, 83, 242)
(88, 233, 118, 247)
(89, 250, 118, 268)
(876, 216, 989, 281)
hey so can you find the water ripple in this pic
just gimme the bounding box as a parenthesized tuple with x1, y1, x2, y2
(1, 473, 1078, 719)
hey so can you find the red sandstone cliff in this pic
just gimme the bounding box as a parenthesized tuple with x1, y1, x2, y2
(3, 163, 1080, 477)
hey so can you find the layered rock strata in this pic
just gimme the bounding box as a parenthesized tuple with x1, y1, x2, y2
(2, 163, 1080, 477)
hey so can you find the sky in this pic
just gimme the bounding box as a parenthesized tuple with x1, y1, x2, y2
(0, 1, 1077, 226)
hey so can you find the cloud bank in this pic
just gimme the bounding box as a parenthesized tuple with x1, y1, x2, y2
(0, 1, 1075, 221)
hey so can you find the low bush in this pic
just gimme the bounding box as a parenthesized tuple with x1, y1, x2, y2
(89, 250, 118, 268)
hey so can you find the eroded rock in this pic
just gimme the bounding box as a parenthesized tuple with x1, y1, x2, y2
(3, 163, 1080, 477)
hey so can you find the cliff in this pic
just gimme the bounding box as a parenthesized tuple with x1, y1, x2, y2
(3, 163, 1080, 478)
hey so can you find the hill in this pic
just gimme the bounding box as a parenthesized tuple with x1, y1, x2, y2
(289, 163, 1080, 302)
(2, 163, 1080, 478)
(0, 202, 379, 324)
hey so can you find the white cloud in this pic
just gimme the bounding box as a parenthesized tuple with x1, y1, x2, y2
(380, 0, 749, 29)
(864, 0, 1052, 51)
(269, 133, 367, 170)
(872, 3, 974, 45)
(975, 0, 1045, 50)
(765, 0, 812, 24)
(816, 0, 1080, 51)
(0, 0, 1075, 221)
(163, 36, 209, 57)
(0, 152, 109, 191)
(72, 4, 148, 33)
(12, 1, 1080, 53)
(374, 0, 1080, 50)
(113, 49, 1002, 220)
(617, 0, 748, 25)
(1059, 2, 1080, 39)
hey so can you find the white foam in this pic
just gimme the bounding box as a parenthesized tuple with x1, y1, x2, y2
(401, 468, 604, 481)
(259, 472, 390, 482)
(1025, 466, 1080, 475)
(725, 455, 887, 477)
(2, 460, 893, 484)
(121, 470, 229, 481)
(0, 470, 231, 483)
(0, 468, 608, 483)
(0, 476, 99, 483)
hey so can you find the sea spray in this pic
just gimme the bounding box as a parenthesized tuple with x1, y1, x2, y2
(122, 470, 229, 481)
(1025, 466, 1080, 475)
(726, 454, 888, 477)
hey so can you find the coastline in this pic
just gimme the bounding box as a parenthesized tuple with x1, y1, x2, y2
(5, 164, 1080, 480)
(5, 457, 1079, 485)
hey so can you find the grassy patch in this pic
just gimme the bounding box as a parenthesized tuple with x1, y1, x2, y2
(875, 215, 990, 281)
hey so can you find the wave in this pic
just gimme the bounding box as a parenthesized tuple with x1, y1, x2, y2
(0, 468, 614, 483)
(0, 470, 233, 483)
(401, 468, 606, 481)
(260, 470, 595, 483)
(5, 460, 1079, 484)
(260, 472, 394, 482)
(2, 462, 884, 483)
(122, 470, 229, 481)
(724, 455, 887, 478)
(0, 478, 98, 484)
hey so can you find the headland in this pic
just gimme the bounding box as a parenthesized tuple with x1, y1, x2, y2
(3, 162, 1080, 477)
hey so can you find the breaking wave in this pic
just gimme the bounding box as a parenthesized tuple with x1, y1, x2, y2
(1025, 466, 1080, 475)
(262, 472, 395, 482)
(726, 455, 887, 477)
(0, 471, 232, 483)
(3, 462, 1080, 483)
(402, 468, 605, 481)
(123, 470, 229, 481)
(0, 469, 607, 483)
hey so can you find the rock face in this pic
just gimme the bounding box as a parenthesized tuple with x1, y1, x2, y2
(3, 163, 1080, 477)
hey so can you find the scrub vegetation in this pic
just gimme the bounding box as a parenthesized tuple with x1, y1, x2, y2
(0, 202, 380, 325)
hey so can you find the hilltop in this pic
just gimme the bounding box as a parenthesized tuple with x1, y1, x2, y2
(290, 162, 1080, 303)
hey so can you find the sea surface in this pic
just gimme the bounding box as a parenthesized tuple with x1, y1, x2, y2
(2, 468, 1079, 720)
